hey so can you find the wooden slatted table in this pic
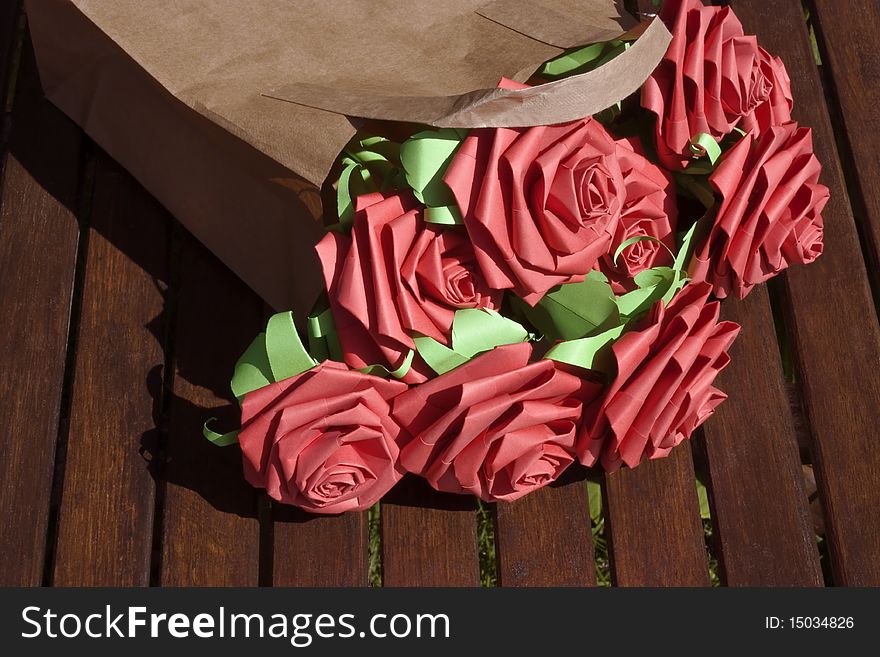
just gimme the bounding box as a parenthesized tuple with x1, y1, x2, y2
(1, 0, 878, 587)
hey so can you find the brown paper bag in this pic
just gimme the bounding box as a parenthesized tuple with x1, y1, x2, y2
(25, 0, 670, 314)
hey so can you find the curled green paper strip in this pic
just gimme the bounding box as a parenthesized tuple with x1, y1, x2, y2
(307, 306, 343, 362)
(203, 418, 240, 447)
(335, 136, 405, 229)
(689, 132, 722, 164)
(414, 308, 531, 375)
(399, 128, 467, 225)
(612, 235, 674, 266)
(540, 40, 630, 80)
(359, 349, 415, 379)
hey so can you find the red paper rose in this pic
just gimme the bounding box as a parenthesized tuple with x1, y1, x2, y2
(316, 191, 501, 384)
(642, 0, 793, 170)
(578, 283, 740, 471)
(444, 79, 626, 304)
(596, 136, 678, 292)
(690, 122, 828, 299)
(239, 361, 407, 514)
(392, 342, 603, 502)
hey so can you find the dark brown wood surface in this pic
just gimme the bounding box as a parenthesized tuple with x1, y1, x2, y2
(495, 478, 596, 586)
(52, 152, 168, 586)
(273, 507, 369, 586)
(604, 447, 710, 586)
(1, 1, 879, 588)
(810, 0, 880, 293)
(732, 0, 880, 587)
(381, 476, 480, 586)
(699, 289, 823, 586)
(158, 230, 263, 586)
(0, 33, 82, 586)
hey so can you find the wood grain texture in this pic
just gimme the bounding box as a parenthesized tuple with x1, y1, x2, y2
(604, 446, 709, 586)
(0, 35, 82, 586)
(810, 0, 880, 290)
(732, 0, 880, 586)
(159, 230, 262, 586)
(495, 477, 596, 586)
(381, 476, 480, 586)
(273, 506, 368, 586)
(700, 288, 822, 585)
(52, 151, 168, 586)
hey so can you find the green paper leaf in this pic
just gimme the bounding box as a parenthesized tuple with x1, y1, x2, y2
(424, 205, 463, 225)
(454, 308, 530, 355)
(522, 274, 620, 341)
(230, 333, 274, 401)
(400, 128, 467, 225)
(544, 324, 625, 374)
(411, 337, 469, 375)
(265, 311, 317, 381)
(673, 221, 700, 272)
(413, 308, 531, 375)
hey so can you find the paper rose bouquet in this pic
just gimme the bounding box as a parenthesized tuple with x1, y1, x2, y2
(206, 0, 828, 514)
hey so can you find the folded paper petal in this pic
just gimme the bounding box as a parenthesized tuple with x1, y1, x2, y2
(444, 79, 627, 304)
(642, 0, 793, 169)
(316, 191, 501, 382)
(595, 136, 678, 291)
(393, 342, 603, 502)
(689, 122, 828, 298)
(239, 361, 407, 514)
(578, 282, 740, 471)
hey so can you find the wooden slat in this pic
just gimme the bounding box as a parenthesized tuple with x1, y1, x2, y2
(700, 288, 822, 585)
(810, 0, 880, 290)
(604, 446, 709, 586)
(0, 1, 20, 119)
(732, 0, 880, 586)
(0, 33, 82, 586)
(52, 151, 169, 586)
(592, 0, 711, 589)
(158, 230, 262, 586)
(495, 477, 596, 586)
(273, 506, 368, 586)
(381, 476, 480, 586)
